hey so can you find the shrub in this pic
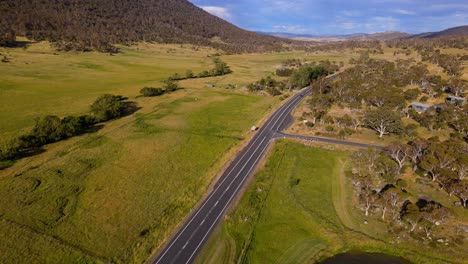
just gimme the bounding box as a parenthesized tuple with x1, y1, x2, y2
(404, 88, 421, 101)
(420, 96, 429, 102)
(276, 67, 293, 77)
(140, 87, 164, 97)
(90, 94, 125, 122)
(185, 70, 194, 78)
(305, 121, 315, 128)
(266, 87, 282, 96)
(164, 80, 180, 92)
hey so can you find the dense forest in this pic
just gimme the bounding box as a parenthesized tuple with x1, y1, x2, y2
(0, 0, 292, 53)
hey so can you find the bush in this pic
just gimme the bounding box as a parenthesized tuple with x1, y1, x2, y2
(0, 139, 20, 161)
(185, 70, 194, 78)
(276, 67, 293, 77)
(404, 123, 419, 138)
(140, 87, 164, 97)
(90, 94, 125, 122)
(211, 58, 232, 76)
(420, 96, 429, 102)
(338, 128, 354, 139)
(404, 88, 421, 101)
(396, 179, 408, 189)
(305, 121, 315, 128)
(164, 80, 180, 92)
(266, 87, 282, 96)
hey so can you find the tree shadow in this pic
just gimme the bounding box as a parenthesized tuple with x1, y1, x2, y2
(3, 40, 38, 49)
(121, 101, 142, 117)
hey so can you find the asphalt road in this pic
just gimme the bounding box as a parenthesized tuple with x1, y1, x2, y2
(275, 132, 384, 150)
(152, 87, 312, 264)
(152, 82, 381, 264)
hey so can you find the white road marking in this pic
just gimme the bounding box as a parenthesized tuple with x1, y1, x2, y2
(154, 88, 310, 264)
(185, 135, 272, 264)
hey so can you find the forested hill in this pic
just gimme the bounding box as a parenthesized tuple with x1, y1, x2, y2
(0, 0, 291, 53)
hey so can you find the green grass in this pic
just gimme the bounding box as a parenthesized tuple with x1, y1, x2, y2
(196, 141, 466, 264)
(0, 89, 278, 262)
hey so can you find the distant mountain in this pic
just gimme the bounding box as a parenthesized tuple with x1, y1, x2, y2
(0, 0, 292, 52)
(259, 31, 410, 41)
(349, 31, 411, 40)
(261, 26, 468, 41)
(405, 25, 468, 39)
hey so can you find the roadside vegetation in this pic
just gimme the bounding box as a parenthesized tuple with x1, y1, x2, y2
(196, 141, 466, 264)
(289, 43, 467, 144)
(246, 61, 339, 97)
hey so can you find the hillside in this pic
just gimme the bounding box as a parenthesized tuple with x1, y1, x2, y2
(407, 25, 468, 39)
(0, 0, 291, 53)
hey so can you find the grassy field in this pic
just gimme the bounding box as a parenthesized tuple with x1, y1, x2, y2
(196, 141, 466, 264)
(0, 41, 356, 263)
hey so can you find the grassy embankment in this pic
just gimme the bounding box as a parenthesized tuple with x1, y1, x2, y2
(197, 141, 466, 264)
(0, 41, 353, 263)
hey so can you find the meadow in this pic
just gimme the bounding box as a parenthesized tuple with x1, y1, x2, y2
(0, 41, 355, 262)
(196, 141, 466, 264)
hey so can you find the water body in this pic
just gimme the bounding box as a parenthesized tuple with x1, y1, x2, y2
(321, 251, 411, 264)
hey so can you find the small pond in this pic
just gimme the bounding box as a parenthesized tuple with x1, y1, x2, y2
(320, 251, 411, 264)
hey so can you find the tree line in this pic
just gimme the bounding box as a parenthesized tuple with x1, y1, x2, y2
(0, 95, 136, 166)
(167, 58, 232, 81)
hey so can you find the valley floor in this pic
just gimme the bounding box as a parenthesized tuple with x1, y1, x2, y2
(0, 42, 353, 263)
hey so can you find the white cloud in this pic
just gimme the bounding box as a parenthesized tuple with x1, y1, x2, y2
(272, 25, 308, 34)
(342, 10, 361, 17)
(201, 6, 232, 20)
(394, 9, 415, 15)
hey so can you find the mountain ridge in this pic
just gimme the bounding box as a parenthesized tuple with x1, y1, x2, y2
(0, 0, 293, 53)
(260, 26, 468, 41)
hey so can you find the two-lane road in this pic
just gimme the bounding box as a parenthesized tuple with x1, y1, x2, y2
(152, 87, 311, 264)
(152, 80, 382, 264)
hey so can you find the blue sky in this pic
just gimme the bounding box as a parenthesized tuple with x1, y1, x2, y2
(189, 0, 468, 35)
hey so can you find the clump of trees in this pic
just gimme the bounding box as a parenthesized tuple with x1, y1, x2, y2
(301, 57, 465, 140)
(139, 79, 182, 97)
(140, 87, 165, 97)
(289, 65, 328, 88)
(0, 94, 135, 166)
(169, 58, 232, 81)
(349, 136, 467, 241)
(90, 94, 128, 122)
(247, 76, 286, 96)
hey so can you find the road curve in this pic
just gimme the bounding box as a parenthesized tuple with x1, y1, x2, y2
(151, 87, 311, 264)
